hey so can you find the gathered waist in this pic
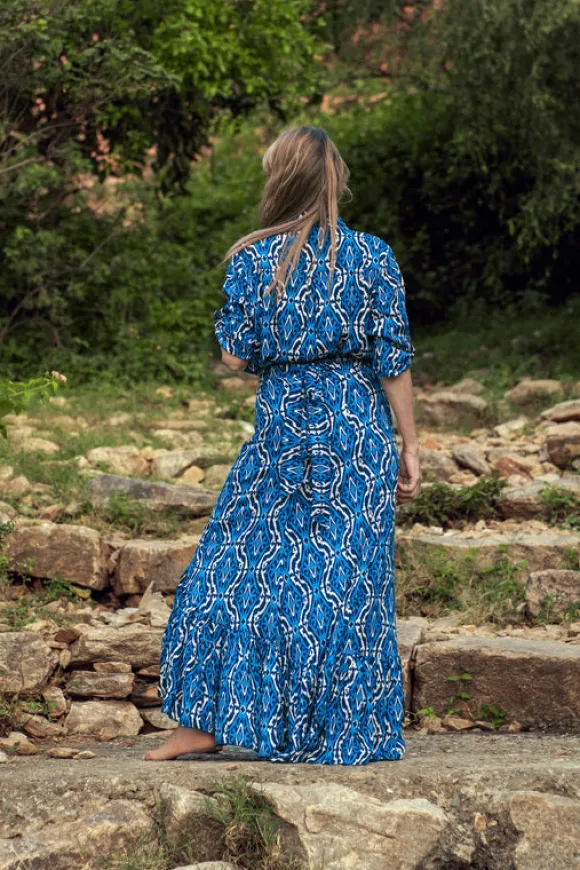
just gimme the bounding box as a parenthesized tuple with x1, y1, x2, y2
(261, 355, 374, 374)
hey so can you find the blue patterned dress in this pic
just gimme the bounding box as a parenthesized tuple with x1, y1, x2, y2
(158, 217, 415, 764)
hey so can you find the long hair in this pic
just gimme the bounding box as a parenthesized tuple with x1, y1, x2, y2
(224, 126, 351, 297)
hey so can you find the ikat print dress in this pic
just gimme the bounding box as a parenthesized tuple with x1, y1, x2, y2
(158, 217, 415, 764)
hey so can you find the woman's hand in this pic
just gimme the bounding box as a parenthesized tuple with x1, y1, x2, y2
(397, 445, 421, 504)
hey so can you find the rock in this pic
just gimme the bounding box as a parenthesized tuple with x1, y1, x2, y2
(0, 633, 58, 693)
(0, 474, 31, 498)
(0, 500, 17, 524)
(16, 713, 67, 738)
(140, 708, 178, 730)
(158, 783, 213, 846)
(53, 625, 83, 643)
(449, 378, 485, 395)
(131, 679, 160, 707)
(47, 746, 77, 758)
(14, 437, 60, 455)
(114, 537, 198, 595)
(545, 422, 580, 469)
(218, 376, 258, 394)
(540, 399, 580, 423)
(86, 473, 217, 516)
(413, 635, 580, 727)
(442, 716, 475, 731)
(70, 624, 164, 668)
(0, 751, 8, 764)
(493, 417, 529, 439)
(151, 449, 204, 479)
(499, 478, 580, 520)
(65, 670, 135, 698)
(418, 391, 488, 427)
(0, 731, 39, 754)
(74, 750, 97, 759)
(93, 660, 133, 673)
(42, 686, 67, 717)
(202, 464, 231, 489)
(133, 582, 172, 627)
(152, 429, 204, 448)
(419, 448, 457, 482)
(170, 864, 238, 870)
(506, 378, 564, 405)
(396, 617, 426, 708)
(525, 570, 580, 618)
(65, 700, 143, 738)
(451, 445, 490, 476)
(507, 790, 580, 870)
(0, 799, 153, 870)
(179, 465, 205, 486)
(5, 521, 107, 590)
(85, 445, 149, 477)
(258, 782, 447, 870)
(397, 530, 580, 573)
(0, 465, 14, 481)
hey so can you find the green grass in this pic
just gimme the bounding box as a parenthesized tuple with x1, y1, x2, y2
(541, 486, 580, 530)
(400, 475, 507, 529)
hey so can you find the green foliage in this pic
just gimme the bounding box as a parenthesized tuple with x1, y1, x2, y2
(541, 486, 580, 530)
(401, 475, 507, 529)
(0, 373, 65, 436)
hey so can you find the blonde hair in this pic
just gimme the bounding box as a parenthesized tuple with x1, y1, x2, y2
(224, 126, 351, 297)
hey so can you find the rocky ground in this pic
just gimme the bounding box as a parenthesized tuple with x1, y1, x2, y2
(0, 368, 579, 869)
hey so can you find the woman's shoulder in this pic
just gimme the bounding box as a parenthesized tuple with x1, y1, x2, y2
(340, 220, 393, 256)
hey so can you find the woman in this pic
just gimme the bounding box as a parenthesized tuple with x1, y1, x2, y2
(144, 126, 421, 765)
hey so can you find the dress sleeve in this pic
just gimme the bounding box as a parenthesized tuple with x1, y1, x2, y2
(214, 251, 261, 374)
(367, 242, 415, 378)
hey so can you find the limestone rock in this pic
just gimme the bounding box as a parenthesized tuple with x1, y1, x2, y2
(16, 713, 67, 738)
(93, 660, 133, 673)
(0, 474, 31, 498)
(171, 865, 238, 870)
(258, 782, 447, 870)
(0, 750, 8, 764)
(203, 464, 232, 489)
(418, 391, 488, 427)
(86, 445, 149, 477)
(86, 473, 217, 516)
(507, 790, 580, 870)
(70, 624, 164, 668)
(65, 670, 135, 698)
(0, 632, 57, 693)
(0, 731, 39, 754)
(451, 445, 490, 476)
(151, 449, 204, 479)
(65, 700, 143, 738)
(540, 398, 580, 423)
(0, 799, 153, 870)
(397, 530, 580, 573)
(141, 707, 177, 730)
(413, 635, 580, 727)
(114, 537, 198, 595)
(42, 685, 67, 717)
(131, 679, 160, 707)
(525, 570, 580, 618)
(493, 417, 529, 439)
(14, 437, 60, 455)
(419, 448, 457, 482)
(5, 521, 107, 590)
(545, 422, 580, 469)
(219, 376, 258, 394)
(506, 378, 564, 405)
(0, 500, 17, 524)
(47, 746, 77, 758)
(396, 617, 426, 708)
(449, 377, 485, 395)
(158, 783, 213, 846)
(179, 465, 205, 486)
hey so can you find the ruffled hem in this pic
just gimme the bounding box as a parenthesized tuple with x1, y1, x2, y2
(158, 615, 406, 765)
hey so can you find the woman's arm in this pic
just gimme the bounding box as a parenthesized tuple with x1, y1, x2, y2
(221, 349, 249, 371)
(381, 368, 421, 503)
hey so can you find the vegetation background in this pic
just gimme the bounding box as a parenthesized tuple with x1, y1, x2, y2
(1, 0, 579, 387)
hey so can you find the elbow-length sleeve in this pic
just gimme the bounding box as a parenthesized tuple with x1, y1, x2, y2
(214, 251, 261, 374)
(367, 242, 415, 378)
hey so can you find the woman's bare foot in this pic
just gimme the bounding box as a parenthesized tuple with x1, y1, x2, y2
(142, 726, 217, 761)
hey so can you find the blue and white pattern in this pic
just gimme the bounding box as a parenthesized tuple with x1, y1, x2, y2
(158, 217, 415, 764)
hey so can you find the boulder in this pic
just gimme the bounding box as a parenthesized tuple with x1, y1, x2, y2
(540, 398, 580, 424)
(114, 537, 198, 595)
(418, 391, 488, 427)
(157, 783, 213, 846)
(42, 685, 67, 717)
(545, 422, 580, 469)
(0, 731, 39, 755)
(0, 632, 58, 694)
(499, 477, 580, 520)
(85, 445, 149, 477)
(64, 700, 143, 738)
(65, 670, 135, 698)
(0, 500, 17, 524)
(5, 521, 107, 590)
(0, 799, 152, 870)
(525, 570, 580, 618)
(451, 445, 490, 476)
(15, 713, 67, 738)
(493, 418, 529, 439)
(506, 378, 564, 405)
(397, 530, 580, 574)
(86, 473, 217, 516)
(396, 617, 426, 709)
(131, 679, 160, 707)
(14, 437, 60, 455)
(419, 448, 457, 482)
(202, 464, 232, 489)
(93, 660, 133, 673)
(413, 635, 580, 727)
(151, 449, 202, 479)
(448, 378, 485, 395)
(141, 707, 178, 730)
(258, 782, 447, 870)
(70, 624, 164, 668)
(179, 465, 205, 486)
(507, 790, 580, 870)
